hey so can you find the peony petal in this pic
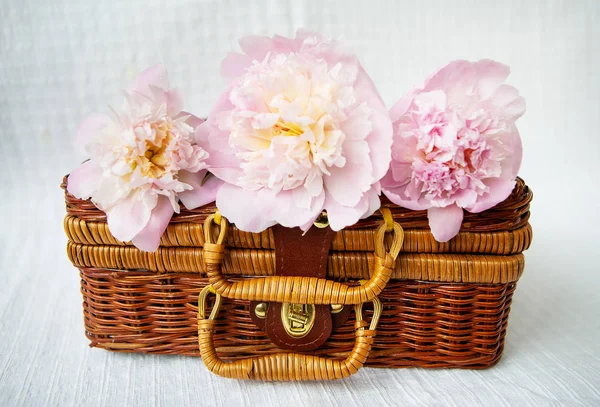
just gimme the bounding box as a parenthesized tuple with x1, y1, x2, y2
(298, 212, 323, 232)
(422, 60, 472, 94)
(220, 52, 253, 80)
(389, 161, 413, 184)
(216, 184, 277, 233)
(74, 113, 110, 155)
(131, 196, 174, 252)
(381, 167, 431, 211)
(217, 184, 325, 233)
(165, 89, 184, 117)
(92, 176, 128, 209)
(239, 35, 273, 61)
(422, 60, 482, 108)
(67, 160, 103, 199)
(196, 82, 243, 176)
(207, 165, 244, 186)
(473, 59, 510, 99)
(271, 190, 324, 229)
(389, 87, 419, 121)
(292, 184, 314, 210)
(413, 90, 447, 111)
(466, 178, 516, 213)
(349, 67, 393, 182)
(488, 84, 526, 122)
(178, 170, 223, 209)
(353, 66, 386, 111)
(252, 113, 279, 130)
(130, 64, 170, 96)
(195, 120, 212, 145)
(271, 32, 303, 54)
(178, 111, 204, 130)
(454, 188, 479, 208)
(325, 140, 373, 207)
(340, 104, 372, 142)
(382, 185, 431, 211)
(204, 82, 236, 128)
(324, 193, 369, 231)
(365, 108, 393, 181)
(360, 185, 382, 219)
(106, 193, 156, 243)
(427, 205, 464, 242)
(204, 126, 246, 183)
(500, 125, 523, 180)
(196, 122, 244, 184)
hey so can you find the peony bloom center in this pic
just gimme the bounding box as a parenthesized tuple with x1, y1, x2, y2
(132, 121, 174, 179)
(225, 53, 359, 195)
(400, 91, 503, 207)
(87, 108, 209, 213)
(274, 121, 304, 137)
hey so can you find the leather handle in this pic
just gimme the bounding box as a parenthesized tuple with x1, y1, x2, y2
(202, 215, 404, 305)
(198, 287, 382, 381)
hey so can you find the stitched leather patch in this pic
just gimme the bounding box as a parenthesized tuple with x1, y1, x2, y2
(258, 225, 338, 351)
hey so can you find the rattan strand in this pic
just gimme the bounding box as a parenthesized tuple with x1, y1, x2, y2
(62, 176, 532, 233)
(80, 268, 515, 369)
(67, 241, 525, 284)
(64, 216, 533, 255)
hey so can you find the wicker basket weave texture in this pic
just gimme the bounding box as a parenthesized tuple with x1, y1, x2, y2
(80, 269, 515, 368)
(64, 176, 532, 370)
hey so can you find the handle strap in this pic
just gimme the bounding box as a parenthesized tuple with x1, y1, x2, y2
(202, 213, 404, 305)
(197, 285, 382, 380)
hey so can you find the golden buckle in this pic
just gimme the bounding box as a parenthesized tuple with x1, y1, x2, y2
(281, 303, 316, 338)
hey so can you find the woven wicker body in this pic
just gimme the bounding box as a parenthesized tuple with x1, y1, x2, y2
(63, 177, 532, 373)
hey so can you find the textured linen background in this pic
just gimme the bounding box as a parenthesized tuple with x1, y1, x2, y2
(1, 0, 599, 406)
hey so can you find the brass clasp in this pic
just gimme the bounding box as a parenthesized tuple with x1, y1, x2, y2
(198, 285, 222, 321)
(281, 303, 316, 338)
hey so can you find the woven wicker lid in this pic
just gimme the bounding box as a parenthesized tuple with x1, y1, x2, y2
(62, 176, 532, 255)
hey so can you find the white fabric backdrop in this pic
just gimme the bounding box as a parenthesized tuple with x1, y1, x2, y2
(1, 0, 599, 405)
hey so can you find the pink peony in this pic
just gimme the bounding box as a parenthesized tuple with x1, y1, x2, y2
(199, 30, 392, 232)
(67, 65, 221, 251)
(382, 60, 525, 242)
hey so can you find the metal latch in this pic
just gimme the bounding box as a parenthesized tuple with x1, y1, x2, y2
(281, 303, 316, 338)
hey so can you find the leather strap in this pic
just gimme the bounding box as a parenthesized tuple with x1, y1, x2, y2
(250, 225, 349, 351)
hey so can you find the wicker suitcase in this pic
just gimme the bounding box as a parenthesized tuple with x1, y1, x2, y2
(63, 176, 532, 380)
